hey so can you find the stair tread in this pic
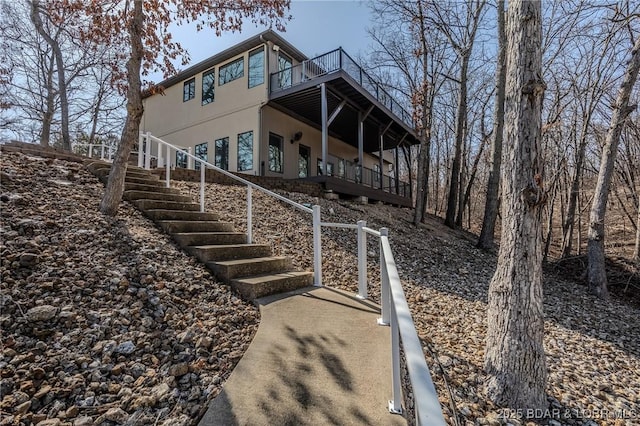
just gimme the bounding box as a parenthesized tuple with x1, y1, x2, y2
(211, 256, 287, 266)
(157, 220, 225, 224)
(192, 244, 268, 249)
(232, 271, 313, 284)
(173, 232, 244, 236)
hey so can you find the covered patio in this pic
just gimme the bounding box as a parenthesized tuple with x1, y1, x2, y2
(268, 48, 419, 206)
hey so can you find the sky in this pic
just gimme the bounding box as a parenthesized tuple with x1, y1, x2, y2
(151, 0, 374, 82)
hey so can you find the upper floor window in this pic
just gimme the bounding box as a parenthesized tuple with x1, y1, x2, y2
(268, 133, 283, 173)
(183, 78, 195, 102)
(248, 47, 265, 88)
(194, 142, 208, 171)
(219, 57, 244, 86)
(215, 137, 229, 170)
(277, 53, 292, 89)
(202, 69, 215, 105)
(237, 131, 253, 172)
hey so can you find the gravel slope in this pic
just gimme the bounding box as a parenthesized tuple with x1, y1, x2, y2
(0, 153, 259, 426)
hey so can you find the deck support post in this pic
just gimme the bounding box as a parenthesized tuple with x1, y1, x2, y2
(358, 112, 364, 174)
(320, 83, 328, 176)
(394, 145, 400, 194)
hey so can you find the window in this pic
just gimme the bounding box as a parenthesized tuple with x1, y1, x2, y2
(373, 164, 381, 182)
(219, 57, 244, 86)
(268, 133, 284, 173)
(277, 53, 292, 88)
(215, 137, 229, 170)
(248, 47, 265, 88)
(176, 150, 188, 168)
(183, 78, 195, 102)
(195, 142, 208, 170)
(202, 69, 215, 105)
(317, 159, 334, 176)
(298, 145, 310, 178)
(338, 159, 345, 178)
(237, 131, 253, 172)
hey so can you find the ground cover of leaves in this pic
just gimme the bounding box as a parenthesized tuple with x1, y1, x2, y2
(175, 179, 639, 426)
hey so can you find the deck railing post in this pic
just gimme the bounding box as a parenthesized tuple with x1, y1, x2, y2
(165, 144, 170, 188)
(138, 134, 144, 168)
(200, 164, 205, 213)
(389, 297, 403, 414)
(357, 220, 367, 299)
(378, 228, 390, 326)
(312, 205, 322, 286)
(247, 186, 252, 244)
(144, 132, 151, 170)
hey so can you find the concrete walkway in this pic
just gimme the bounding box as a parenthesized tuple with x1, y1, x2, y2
(198, 287, 406, 426)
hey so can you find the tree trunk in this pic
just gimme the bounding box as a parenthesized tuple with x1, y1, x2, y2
(633, 199, 640, 261)
(561, 118, 591, 257)
(99, 0, 144, 216)
(485, 0, 547, 410)
(478, 0, 506, 250)
(40, 52, 56, 147)
(587, 35, 640, 298)
(445, 54, 469, 228)
(30, 0, 71, 151)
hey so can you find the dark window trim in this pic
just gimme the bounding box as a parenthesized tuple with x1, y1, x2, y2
(219, 57, 244, 86)
(202, 68, 215, 105)
(248, 47, 265, 89)
(183, 78, 195, 102)
(268, 132, 284, 173)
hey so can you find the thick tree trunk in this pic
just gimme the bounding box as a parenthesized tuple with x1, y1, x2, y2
(478, 0, 506, 250)
(99, 0, 144, 216)
(30, 0, 71, 151)
(587, 36, 640, 298)
(445, 55, 469, 228)
(485, 0, 547, 410)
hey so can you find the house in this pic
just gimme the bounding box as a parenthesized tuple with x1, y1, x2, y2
(141, 30, 419, 206)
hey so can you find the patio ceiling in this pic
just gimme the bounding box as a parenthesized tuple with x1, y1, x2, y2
(267, 70, 420, 153)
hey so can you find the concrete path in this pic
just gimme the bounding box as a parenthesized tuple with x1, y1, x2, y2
(198, 287, 406, 426)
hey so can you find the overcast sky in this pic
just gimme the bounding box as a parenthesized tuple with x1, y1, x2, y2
(152, 0, 373, 82)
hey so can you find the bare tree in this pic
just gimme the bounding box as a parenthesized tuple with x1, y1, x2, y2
(485, 0, 547, 409)
(29, 0, 71, 151)
(430, 0, 486, 229)
(477, 0, 506, 249)
(587, 32, 640, 298)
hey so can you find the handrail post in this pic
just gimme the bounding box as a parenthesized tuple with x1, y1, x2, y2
(100, 143, 105, 160)
(312, 205, 322, 286)
(187, 147, 193, 169)
(165, 143, 170, 188)
(144, 131, 151, 170)
(378, 228, 390, 326)
(389, 298, 403, 414)
(200, 164, 205, 213)
(247, 186, 252, 244)
(138, 134, 144, 168)
(357, 220, 367, 299)
(157, 140, 164, 168)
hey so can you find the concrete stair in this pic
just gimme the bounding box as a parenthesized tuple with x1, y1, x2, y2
(86, 160, 313, 300)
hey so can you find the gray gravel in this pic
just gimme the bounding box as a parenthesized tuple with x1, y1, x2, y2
(0, 153, 259, 426)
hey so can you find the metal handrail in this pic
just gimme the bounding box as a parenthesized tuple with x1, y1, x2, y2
(269, 48, 414, 129)
(136, 132, 443, 423)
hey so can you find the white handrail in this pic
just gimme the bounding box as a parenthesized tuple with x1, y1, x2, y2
(136, 133, 444, 423)
(380, 235, 446, 425)
(143, 133, 313, 214)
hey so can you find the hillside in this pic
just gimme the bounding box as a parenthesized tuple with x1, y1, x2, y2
(1, 151, 639, 426)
